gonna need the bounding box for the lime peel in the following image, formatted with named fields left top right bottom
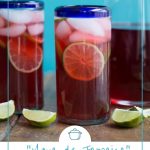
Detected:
left=129, top=106, right=150, bottom=118
left=23, top=109, right=56, bottom=127
left=143, top=109, right=150, bottom=118
left=112, top=108, right=143, bottom=128
left=0, top=100, right=15, bottom=120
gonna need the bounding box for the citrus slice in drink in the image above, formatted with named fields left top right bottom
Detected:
left=0, top=100, right=15, bottom=120
left=56, top=40, right=63, bottom=61
left=112, top=108, right=143, bottom=128
left=8, top=36, right=43, bottom=73
left=99, top=42, right=111, bottom=64
left=22, top=109, right=56, bottom=127
left=23, top=33, right=43, bottom=44
left=30, top=35, right=43, bottom=44
left=63, top=42, right=104, bottom=81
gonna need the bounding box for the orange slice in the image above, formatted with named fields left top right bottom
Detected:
left=8, top=36, right=43, bottom=73
left=63, top=42, right=104, bottom=81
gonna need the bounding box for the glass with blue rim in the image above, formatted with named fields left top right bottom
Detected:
left=55, top=5, right=111, bottom=125
left=0, top=0, right=44, bottom=113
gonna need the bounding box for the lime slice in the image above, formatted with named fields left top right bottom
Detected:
left=129, top=106, right=150, bottom=118
left=112, top=108, right=143, bottom=128
left=9, top=37, right=43, bottom=73
left=63, top=42, right=104, bottom=81
left=143, top=109, right=150, bottom=118
left=22, top=109, right=56, bottom=127
left=129, top=106, right=142, bottom=112
left=0, top=100, right=15, bottom=120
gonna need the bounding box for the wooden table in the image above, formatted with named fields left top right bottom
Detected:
left=0, top=74, right=150, bottom=141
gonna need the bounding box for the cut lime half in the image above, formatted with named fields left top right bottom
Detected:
left=22, top=109, right=56, bottom=127
left=0, top=100, right=15, bottom=120
left=112, top=108, right=143, bottom=128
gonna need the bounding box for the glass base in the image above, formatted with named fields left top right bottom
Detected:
left=58, top=115, right=109, bottom=126
left=111, top=98, right=150, bottom=107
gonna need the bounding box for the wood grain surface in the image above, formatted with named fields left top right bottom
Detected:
left=0, top=73, right=150, bottom=141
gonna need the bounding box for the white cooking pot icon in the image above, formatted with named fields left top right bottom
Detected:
left=68, top=128, right=82, bottom=140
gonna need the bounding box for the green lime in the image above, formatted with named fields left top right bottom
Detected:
left=112, top=108, right=143, bottom=128
left=0, top=100, right=15, bottom=120
left=143, top=109, right=150, bottom=118
left=22, top=109, right=56, bottom=127
left=129, top=106, right=142, bottom=112
left=129, top=106, right=150, bottom=118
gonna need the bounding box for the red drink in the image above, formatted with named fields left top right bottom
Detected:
left=55, top=6, right=111, bottom=125
left=0, top=1, right=44, bottom=113
left=0, top=37, right=7, bottom=101
left=110, top=28, right=150, bottom=106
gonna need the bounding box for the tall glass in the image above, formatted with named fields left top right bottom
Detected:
left=110, top=0, right=150, bottom=106
left=55, top=5, right=111, bottom=125
left=0, top=0, right=44, bottom=113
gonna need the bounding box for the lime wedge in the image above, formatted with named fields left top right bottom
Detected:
left=129, top=106, right=142, bottom=112
left=143, top=109, right=150, bottom=118
left=22, top=109, right=56, bottom=127
left=0, top=100, right=15, bottom=120
left=112, top=108, right=143, bottom=128
left=129, top=106, right=150, bottom=118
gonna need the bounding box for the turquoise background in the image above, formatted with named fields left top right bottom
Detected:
left=43, top=0, right=148, bottom=73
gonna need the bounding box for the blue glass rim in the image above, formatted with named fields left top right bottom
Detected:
left=0, top=0, right=43, bottom=9
left=55, top=5, right=110, bottom=18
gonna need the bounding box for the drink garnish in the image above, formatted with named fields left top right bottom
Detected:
left=63, top=42, right=104, bottom=81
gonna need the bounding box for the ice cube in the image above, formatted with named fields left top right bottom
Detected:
left=96, top=17, right=111, bottom=40
left=0, top=9, right=32, bottom=24
left=67, top=18, right=105, bottom=37
left=0, top=24, right=26, bottom=37
left=105, top=30, right=111, bottom=41
left=27, top=23, right=43, bottom=36
left=31, top=10, right=44, bottom=23
left=69, top=31, right=107, bottom=44
left=56, top=20, right=72, bottom=40
left=97, top=17, right=111, bottom=31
